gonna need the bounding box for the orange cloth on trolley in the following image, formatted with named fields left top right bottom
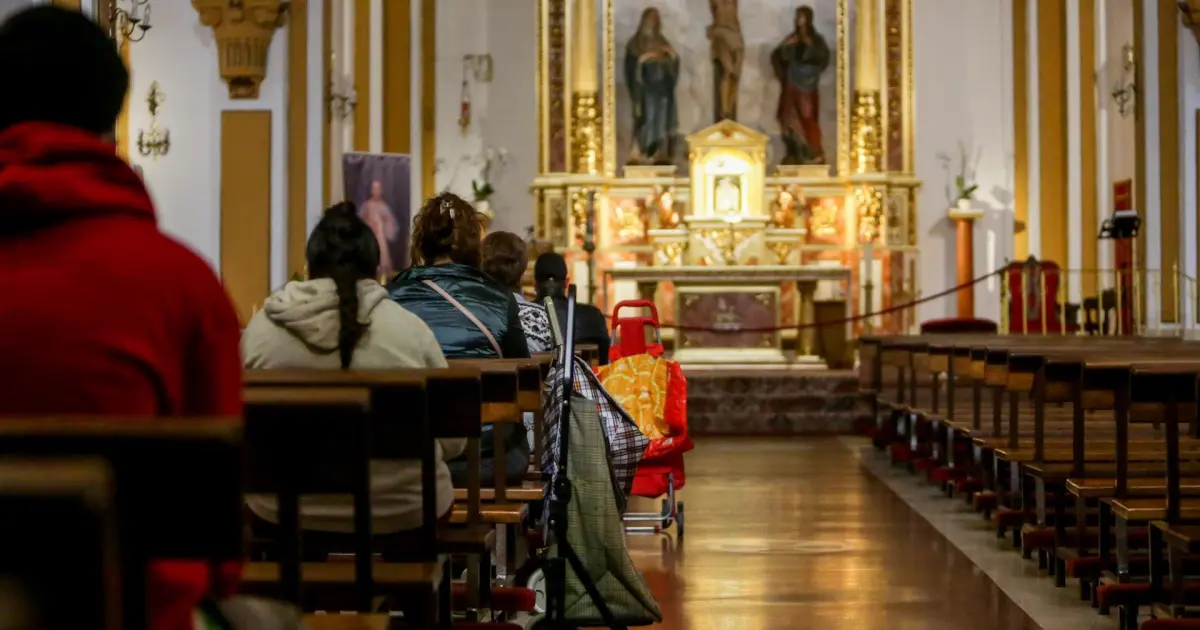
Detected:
left=597, top=354, right=672, bottom=440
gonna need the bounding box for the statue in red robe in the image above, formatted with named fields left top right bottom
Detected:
left=770, top=6, right=831, bottom=165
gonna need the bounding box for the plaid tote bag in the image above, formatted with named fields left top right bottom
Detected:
left=542, top=353, right=649, bottom=513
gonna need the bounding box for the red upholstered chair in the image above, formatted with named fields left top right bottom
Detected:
left=919, top=318, right=998, bottom=335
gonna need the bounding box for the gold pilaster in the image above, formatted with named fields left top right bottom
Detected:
left=852, top=91, right=882, bottom=175
left=570, top=0, right=601, bottom=175
left=571, top=92, right=602, bottom=175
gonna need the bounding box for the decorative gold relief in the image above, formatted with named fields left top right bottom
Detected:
left=682, top=294, right=699, bottom=309
left=855, top=185, right=885, bottom=242
left=809, top=198, right=840, bottom=241
left=571, top=92, right=602, bottom=174
left=754, top=293, right=773, bottom=308
left=851, top=90, right=882, bottom=174
left=758, top=333, right=775, bottom=348
left=654, top=241, right=685, bottom=266
left=612, top=199, right=647, bottom=245
left=766, top=241, right=794, bottom=265
left=192, top=0, right=289, bottom=99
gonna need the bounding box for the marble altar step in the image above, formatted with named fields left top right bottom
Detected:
left=685, top=368, right=870, bottom=436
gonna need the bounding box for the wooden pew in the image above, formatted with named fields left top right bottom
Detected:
left=0, top=458, right=120, bottom=630
left=241, top=368, right=487, bottom=623
left=0, top=418, right=243, bottom=630
left=866, top=335, right=1200, bottom=618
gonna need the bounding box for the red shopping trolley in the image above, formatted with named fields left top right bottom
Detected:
left=604, top=299, right=692, bottom=537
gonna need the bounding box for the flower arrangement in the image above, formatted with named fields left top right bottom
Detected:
left=937, top=141, right=982, bottom=206
left=471, top=146, right=509, bottom=204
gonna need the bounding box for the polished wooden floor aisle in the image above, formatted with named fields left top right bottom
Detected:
left=626, top=437, right=1040, bottom=630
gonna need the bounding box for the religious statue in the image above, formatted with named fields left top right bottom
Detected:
left=772, top=185, right=803, bottom=229
left=707, top=0, right=743, bottom=122
left=625, top=8, right=679, bottom=165
left=648, top=185, right=679, bottom=229
left=771, top=6, right=831, bottom=165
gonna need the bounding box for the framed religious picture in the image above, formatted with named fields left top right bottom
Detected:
left=342, top=152, right=412, bottom=278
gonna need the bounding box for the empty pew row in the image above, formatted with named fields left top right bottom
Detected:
left=861, top=334, right=1200, bottom=629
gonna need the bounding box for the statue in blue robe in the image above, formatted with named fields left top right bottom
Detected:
left=624, top=8, right=679, bottom=165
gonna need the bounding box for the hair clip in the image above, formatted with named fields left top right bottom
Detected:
left=439, top=197, right=456, bottom=219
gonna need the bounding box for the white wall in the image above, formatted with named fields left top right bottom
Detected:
left=913, top=0, right=1015, bottom=323
left=126, top=1, right=289, bottom=288
left=434, top=0, right=538, bottom=236
left=483, top=0, right=538, bottom=235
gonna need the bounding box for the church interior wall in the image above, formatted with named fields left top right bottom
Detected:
left=481, top=0, right=539, bottom=236
left=912, top=0, right=1015, bottom=324
left=433, top=0, right=538, bottom=237
left=122, top=0, right=289, bottom=321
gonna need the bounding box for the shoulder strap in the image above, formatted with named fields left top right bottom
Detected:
left=422, top=279, right=503, bottom=357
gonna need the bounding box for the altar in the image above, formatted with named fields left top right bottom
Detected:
left=604, top=265, right=850, bottom=365
left=527, top=0, right=924, bottom=345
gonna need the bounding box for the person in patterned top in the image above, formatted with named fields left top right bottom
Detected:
left=481, top=231, right=552, bottom=353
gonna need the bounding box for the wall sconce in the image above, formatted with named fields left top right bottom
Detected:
left=328, top=71, right=357, bottom=120
left=136, top=81, right=170, bottom=159
left=1110, top=43, right=1137, bottom=118
left=107, top=0, right=151, bottom=44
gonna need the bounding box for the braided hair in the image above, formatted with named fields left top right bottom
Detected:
left=305, top=202, right=381, bottom=368
left=410, top=192, right=483, bottom=267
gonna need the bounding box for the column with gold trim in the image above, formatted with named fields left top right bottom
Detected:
left=570, top=0, right=601, bottom=176
left=851, top=0, right=884, bottom=331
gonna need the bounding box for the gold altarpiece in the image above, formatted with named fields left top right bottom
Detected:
left=531, top=0, right=922, bottom=351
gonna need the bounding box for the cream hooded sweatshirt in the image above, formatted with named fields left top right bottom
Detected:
left=241, top=278, right=465, bottom=534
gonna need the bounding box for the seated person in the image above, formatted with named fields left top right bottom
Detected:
left=535, top=252, right=611, bottom=364
left=482, top=231, right=552, bottom=353
left=388, top=193, right=531, bottom=486
left=241, top=203, right=463, bottom=541
left=482, top=231, right=552, bottom=452
left=0, top=7, right=242, bottom=630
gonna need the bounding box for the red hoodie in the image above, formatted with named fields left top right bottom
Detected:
left=0, top=122, right=244, bottom=629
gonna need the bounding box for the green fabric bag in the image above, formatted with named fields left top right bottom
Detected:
left=553, top=394, right=662, bottom=625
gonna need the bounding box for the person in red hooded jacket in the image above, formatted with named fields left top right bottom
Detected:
left=0, top=6, right=243, bottom=630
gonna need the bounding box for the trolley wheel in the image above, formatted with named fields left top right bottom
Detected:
left=525, top=567, right=546, bottom=614
left=676, top=501, right=685, bottom=538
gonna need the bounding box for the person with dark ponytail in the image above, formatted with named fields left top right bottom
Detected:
left=535, top=252, right=611, bottom=364
left=388, top=192, right=532, bottom=487
left=241, top=202, right=462, bottom=540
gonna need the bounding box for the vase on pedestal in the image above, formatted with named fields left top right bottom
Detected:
left=475, top=198, right=494, bottom=231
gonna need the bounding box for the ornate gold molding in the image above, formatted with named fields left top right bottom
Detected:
left=192, top=0, right=290, bottom=99
left=1181, top=1, right=1200, bottom=48
left=571, top=91, right=603, bottom=175
left=851, top=90, right=882, bottom=174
